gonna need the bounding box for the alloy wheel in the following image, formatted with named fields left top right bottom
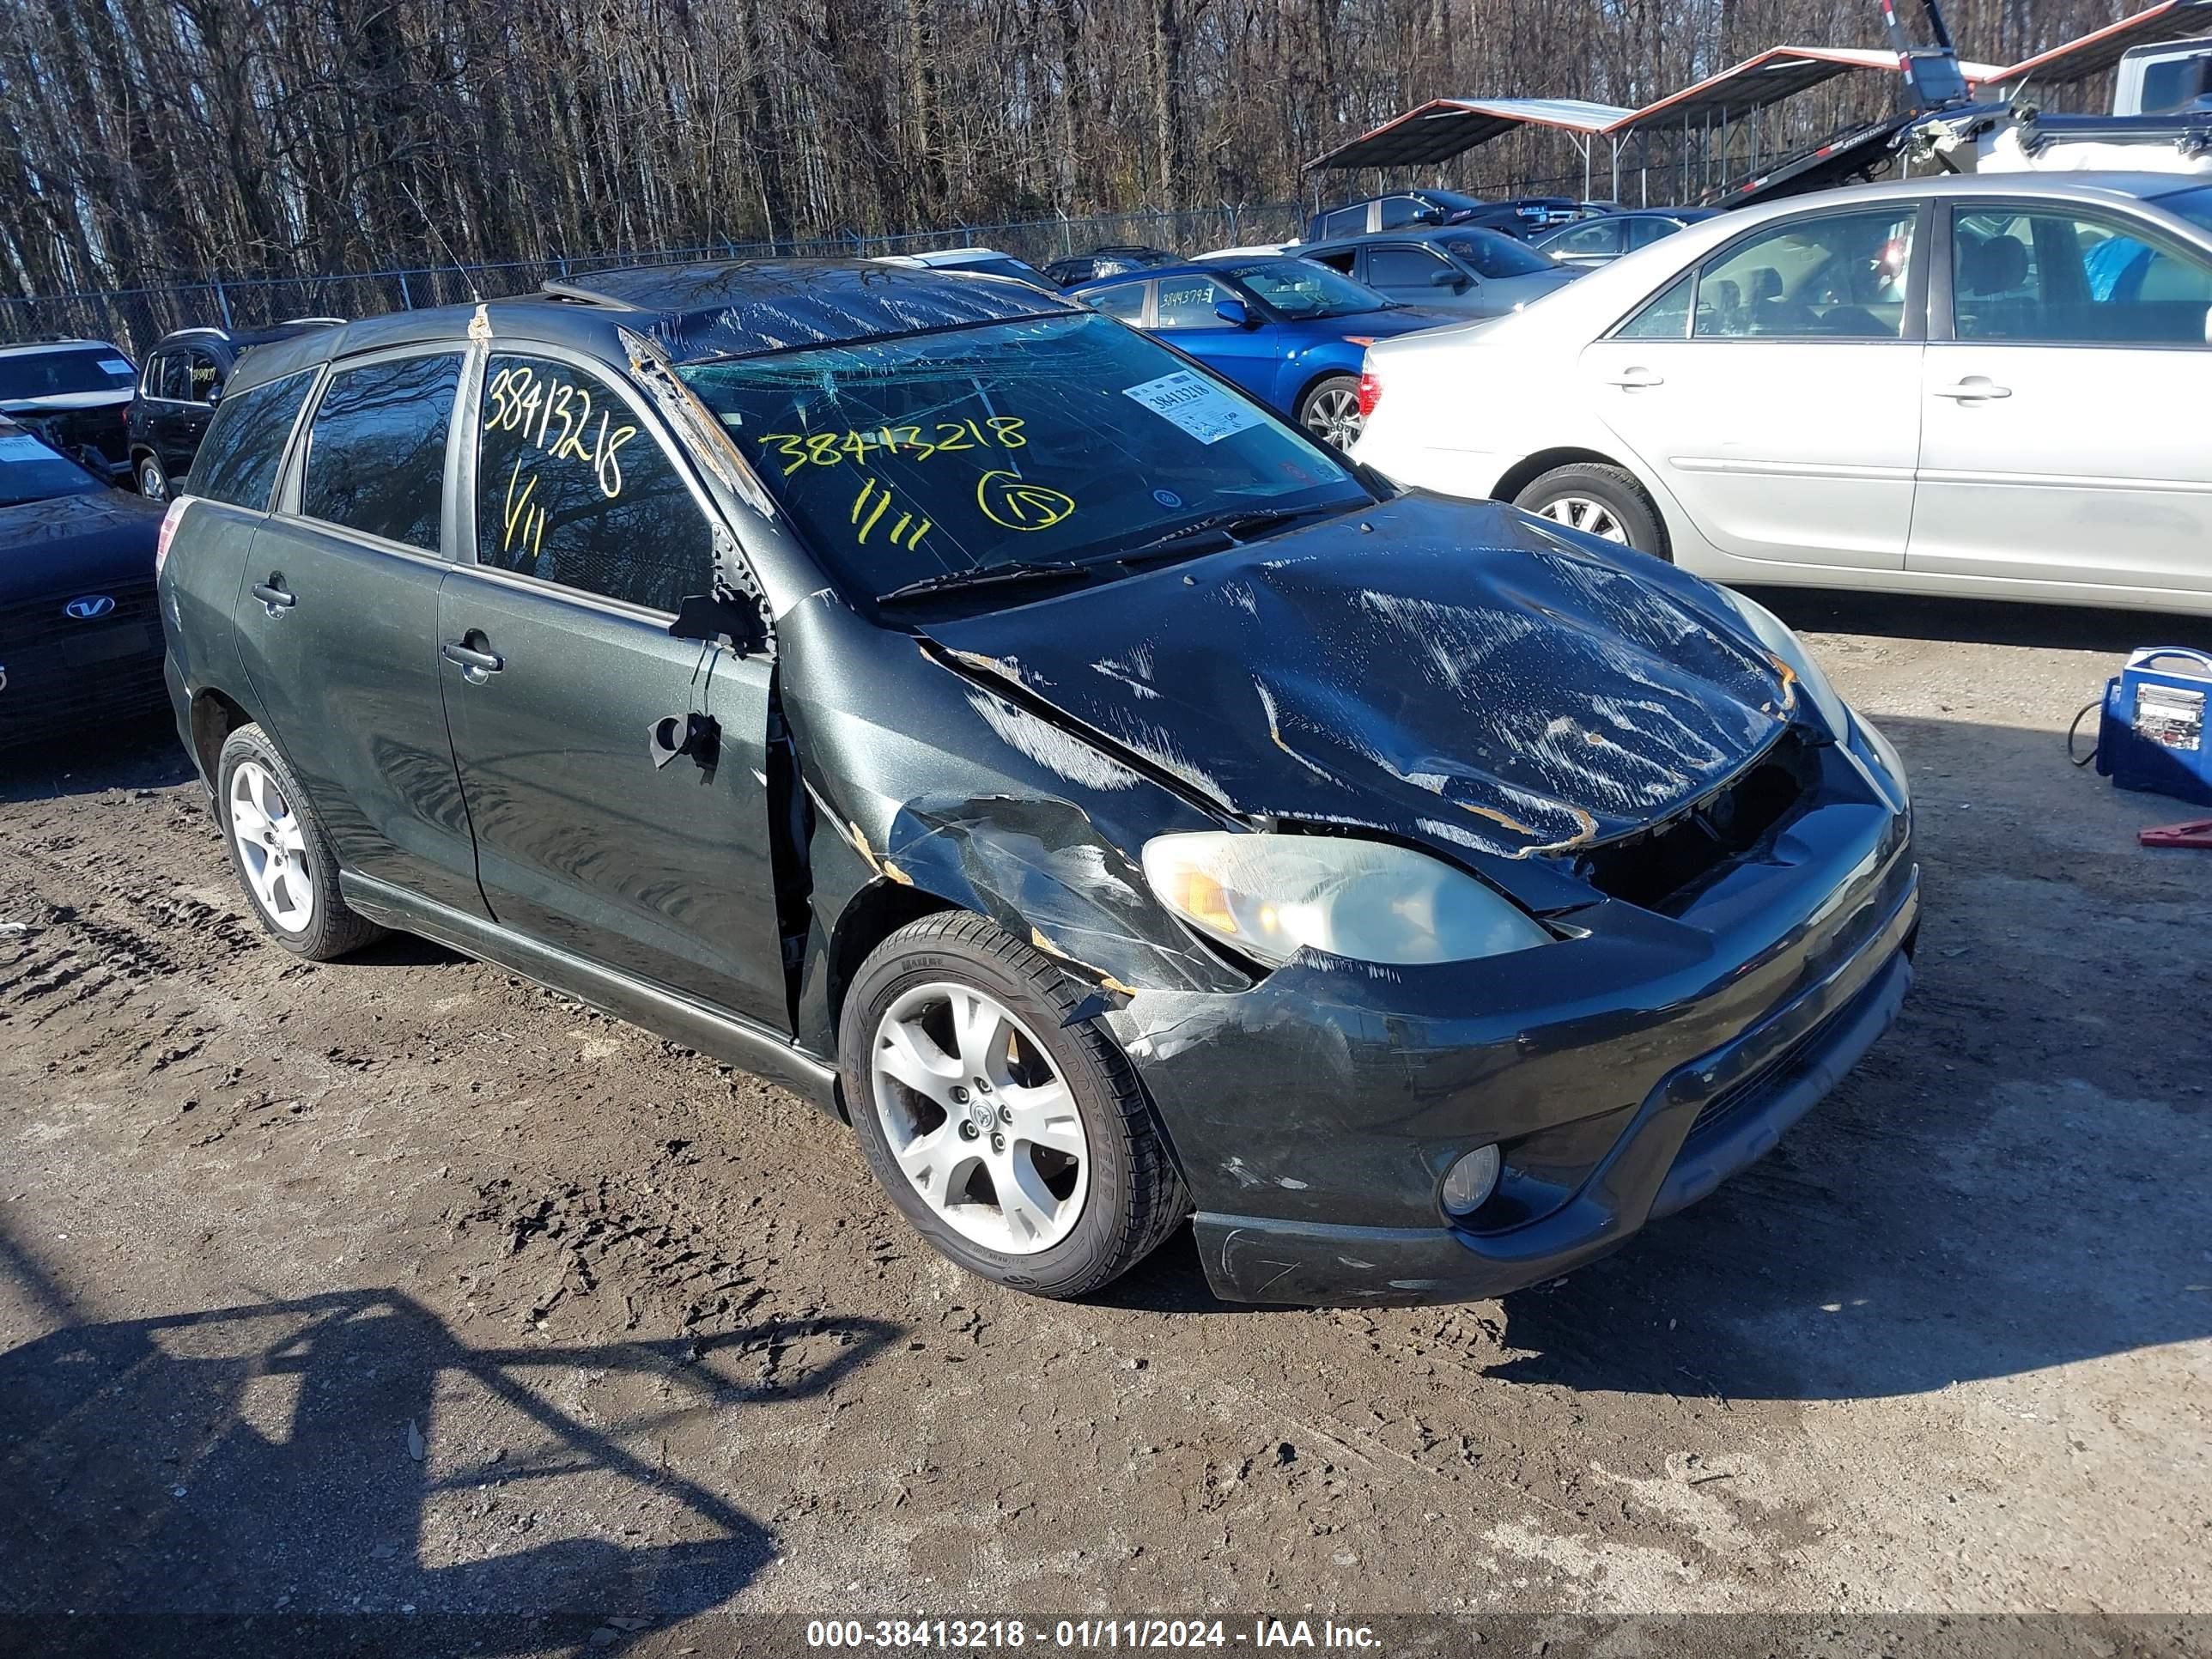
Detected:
left=869, top=982, right=1090, bottom=1255
left=1534, top=495, right=1628, bottom=544
left=138, top=459, right=167, bottom=501
left=1302, top=387, right=1363, bottom=451
left=228, top=760, right=315, bottom=934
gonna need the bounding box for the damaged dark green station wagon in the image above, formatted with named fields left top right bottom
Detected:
left=156, top=262, right=1917, bottom=1304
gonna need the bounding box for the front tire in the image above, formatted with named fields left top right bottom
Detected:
left=1514, top=462, right=1668, bottom=560
left=839, top=913, right=1188, bottom=1299
left=216, top=723, right=381, bottom=960
left=136, top=455, right=168, bottom=501
left=1297, top=373, right=1364, bottom=452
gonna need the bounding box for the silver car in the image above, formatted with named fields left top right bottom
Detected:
left=1353, top=172, right=2212, bottom=616
left=1296, top=227, right=1583, bottom=319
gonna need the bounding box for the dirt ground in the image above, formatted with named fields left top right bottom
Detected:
left=3, top=587, right=2209, bottom=1655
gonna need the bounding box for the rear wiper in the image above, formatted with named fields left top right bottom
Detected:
left=876, top=560, right=1091, bottom=604
left=1118, top=505, right=1336, bottom=562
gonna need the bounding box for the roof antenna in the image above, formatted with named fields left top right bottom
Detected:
left=402, top=182, right=482, bottom=304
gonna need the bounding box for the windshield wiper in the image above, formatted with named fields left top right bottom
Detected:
left=1117, top=505, right=1339, bottom=563
left=876, top=560, right=1091, bottom=605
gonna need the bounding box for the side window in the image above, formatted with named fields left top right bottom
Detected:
left=1952, top=207, right=2212, bottom=344
left=1085, top=282, right=1148, bottom=322
left=1551, top=221, right=1623, bottom=257
left=1615, top=271, right=1694, bottom=340
left=1320, top=206, right=1367, bottom=239
left=1367, top=246, right=1454, bottom=289
left=188, top=349, right=222, bottom=404
left=156, top=352, right=188, bottom=401
left=298, top=352, right=463, bottom=550
left=1307, top=249, right=1358, bottom=276
left=142, top=352, right=170, bottom=398
left=1626, top=217, right=1679, bottom=252
left=475, top=354, right=714, bottom=614
left=1378, top=195, right=1425, bottom=229
left=1155, top=275, right=1234, bottom=329
left=1692, top=209, right=1917, bottom=339
left=188, top=369, right=318, bottom=510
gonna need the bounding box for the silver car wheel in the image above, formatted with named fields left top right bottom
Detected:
left=870, top=981, right=1090, bottom=1255
left=1535, top=495, right=1628, bottom=544
left=1302, top=386, right=1363, bottom=451
left=228, top=759, right=315, bottom=934
left=137, top=458, right=167, bottom=501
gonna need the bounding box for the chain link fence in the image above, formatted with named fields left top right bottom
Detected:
left=0, top=202, right=1316, bottom=357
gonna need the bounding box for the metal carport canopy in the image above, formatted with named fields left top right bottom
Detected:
left=1306, top=98, right=1631, bottom=173
left=1973, top=0, right=2212, bottom=92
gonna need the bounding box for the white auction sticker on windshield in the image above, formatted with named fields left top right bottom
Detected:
left=1121, top=371, right=1267, bottom=445
left=0, top=434, right=53, bottom=462
left=99, top=358, right=133, bottom=375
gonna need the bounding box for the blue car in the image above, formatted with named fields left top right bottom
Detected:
left=1068, top=257, right=1453, bottom=449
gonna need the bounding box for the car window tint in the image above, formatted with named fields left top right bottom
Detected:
left=1085, top=283, right=1148, bottom=322
left=157, top=353, right=188, bottom=401
left=1155, top=275, right=1234, bottom=329
left=1308, top=249, right=1358, bottom=276
left=1367, top=246, right=1453, bottom=289
left=1951, top=208, right=2212, bottom=344
left=1321, top=207, right=1366, bottom=239
left=1693, top=210, right=1916, bottom=339
left=1378, top=196, right=1425, bottom=228
left=1616, top=272, right=1694, bottom=339
left=298, top=352, right=462, bottom=550
left=188, top=369, right=318, bottom=511
left=188, top=350, right=222, bottom=404
left=1626, top=217, right=1680, bottom=251
left=475, top=354, right=714, bottom=614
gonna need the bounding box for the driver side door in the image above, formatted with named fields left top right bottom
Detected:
left=1579, top=204, right=1928, bottom=572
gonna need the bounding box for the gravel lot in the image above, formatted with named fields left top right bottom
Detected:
left=3, top=588, right=2209, bottom=1654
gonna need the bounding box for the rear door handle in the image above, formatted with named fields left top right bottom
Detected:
left=441, top=639, right=504, bottom=681
left=250, top=577, right=295, bottom=614
left=1933, top=380, right=2012, bottom=400
left=1606, top=369, right=1664, bottom=389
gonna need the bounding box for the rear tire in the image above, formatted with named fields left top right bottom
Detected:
left=1297, top=373, right=1364, bottom=451
left=839, top=913, right=1188, bottom=1299
left=1514, top=462, right=1669, bottom=560
left=216, top=723, right=382, bottom=961
left=136, top=455, right=168, bottom=502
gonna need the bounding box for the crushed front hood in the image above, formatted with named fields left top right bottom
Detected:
left=925, top=495, right=1796, bottom=861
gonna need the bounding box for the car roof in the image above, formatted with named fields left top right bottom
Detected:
left=1068, top=259, right=1257, bottom=291
left=1730, top=168, right=2211, bottom=216
left=155, top=319, right=340, bottom=352
left=0, top=337, right=125, bottom=358
left=1297, top=225, right=1518, bottom=254
left=219, top=259, right=1078, bottom=397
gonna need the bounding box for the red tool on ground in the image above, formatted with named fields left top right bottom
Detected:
left=2140, top=818, right=2212, bottom=849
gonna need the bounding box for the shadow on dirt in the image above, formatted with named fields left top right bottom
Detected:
left=0, top=1224, right=898, bottom=1654
left=0, top=717, right=192, bottom=804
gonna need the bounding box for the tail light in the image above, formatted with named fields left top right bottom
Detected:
left=1356, top=365, right=1382, bottom=420
left=155, top=497, right=189, bottom=575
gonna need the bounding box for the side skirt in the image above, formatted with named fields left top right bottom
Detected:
left=339, top=872, right=843, bottom=1115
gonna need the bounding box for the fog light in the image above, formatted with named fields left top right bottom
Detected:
left=1440, top=1145, right=1502, bottom=1218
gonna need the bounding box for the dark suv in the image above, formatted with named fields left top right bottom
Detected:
left=157, top=261, right=1915, bottom=1307
left=128, top=320, right=340, bottom=501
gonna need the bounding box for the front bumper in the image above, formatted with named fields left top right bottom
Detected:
left=1116, top=726, right=1916, bottom=1306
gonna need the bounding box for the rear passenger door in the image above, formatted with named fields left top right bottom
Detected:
left=440, top=347, right=789, bottom=1029
left=234, top=346, right=489, bottom=917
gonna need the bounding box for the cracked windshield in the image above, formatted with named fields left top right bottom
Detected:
left=679, top=312, right=1364, bottom=602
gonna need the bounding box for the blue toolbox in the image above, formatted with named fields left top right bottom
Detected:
left=2096, top=647, right=2212, bottom=807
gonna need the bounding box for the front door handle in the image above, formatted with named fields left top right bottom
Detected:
left=1606, top=368, right=1664, bottom=389
left=251, top=577, right=295, bottom=615
left=441, top=639, right=504, bottom=683
left=1933, top=379, right=2012, bottom=401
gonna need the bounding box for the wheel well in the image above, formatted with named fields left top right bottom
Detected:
left=823, top=881, right=959, bottom=1058
left=1491, top=447, right=1626, bottom=506
left=1292, top=363, right=1360, bottom=416
left=188, top=689, right=253, bottom=787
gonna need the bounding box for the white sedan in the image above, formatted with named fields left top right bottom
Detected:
left=1352, top=170, right=2212, bottom=616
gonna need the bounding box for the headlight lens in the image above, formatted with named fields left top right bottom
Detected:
left=1719, top=588, right=1850, bottom=737
left=1141, top=831, right=1551, bottom=968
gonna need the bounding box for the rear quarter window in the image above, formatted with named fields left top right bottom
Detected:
left=186, top=369, right=319, bottom=511
left=298, top=353, right=465, bottom=550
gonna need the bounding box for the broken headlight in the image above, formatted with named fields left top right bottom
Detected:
left=1141, top=831, right=1551, bottom=969
left=1720, top=589, right=1850, bottom=738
